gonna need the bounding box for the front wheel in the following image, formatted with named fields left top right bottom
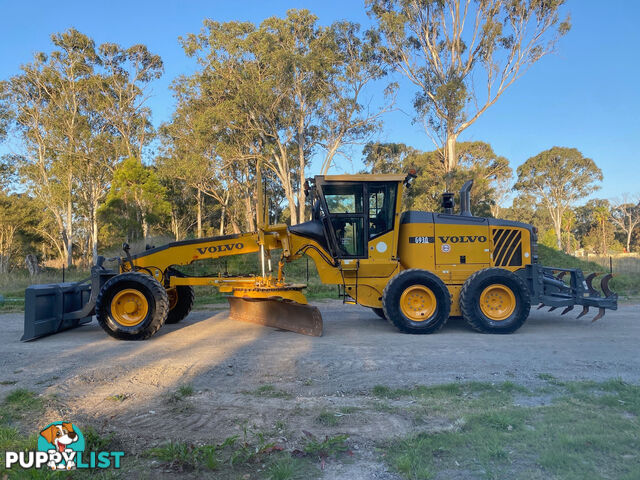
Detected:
left=382, top=269, right=451, bottom=334
left=460, top=268, right=531, bottom=334
left=96, top=272, right=169, bottom=340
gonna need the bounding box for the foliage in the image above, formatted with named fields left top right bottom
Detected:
left=367, top=0, right=570, bottom=177
left=103, top=157, right=170, bottom=240
left=514, top=147, right=602, bottom=251
left=0, top=28, right=162, bottom=266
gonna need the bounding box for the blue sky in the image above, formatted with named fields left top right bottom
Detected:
left=1, top=0, right=638, bottom=203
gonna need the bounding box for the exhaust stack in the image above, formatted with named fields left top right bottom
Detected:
left=460, top=180, right=473, bottom=217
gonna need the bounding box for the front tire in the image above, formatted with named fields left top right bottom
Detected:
left=370, top=307, right=386, bottom=320
left=460, top=268, right=531, bottom=334
left=96, top=272, right=169, bottom=340
left=382, top=269, right=451, bottom=334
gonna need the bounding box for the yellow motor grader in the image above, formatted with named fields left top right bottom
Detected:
left=22, top=172, right=617, bottom=341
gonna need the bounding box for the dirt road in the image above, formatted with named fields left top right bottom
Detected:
left=1, top=302, right=638, bottom=478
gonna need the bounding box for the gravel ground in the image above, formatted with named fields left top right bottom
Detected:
left=1, top=300, right=638, bottom=478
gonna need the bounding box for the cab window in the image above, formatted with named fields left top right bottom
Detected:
left=323, top=184, right=363, bottom=214
left=368, top=183, right=397, bottom=239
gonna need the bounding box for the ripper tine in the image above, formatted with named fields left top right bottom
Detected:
left=585, top=273, right=600, bottom=296
left=561, top=305, right=574, bottom=315
left=600, top=274, right=614, bottom=297
left=592, top=307, right=606, bottom=323
left=548, top=306, right=558, bottom=312
left=577, top=306, right=590, bottom=319
left=537, top=303, right=546, bottom=310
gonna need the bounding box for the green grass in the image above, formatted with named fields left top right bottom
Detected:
left=245, top=384, right=293, bottom=399
left=381, top=379, right=640, bottom=480
left=303, top=434, right=350, bottom=459
left=315, top=411, right=340, bottom=427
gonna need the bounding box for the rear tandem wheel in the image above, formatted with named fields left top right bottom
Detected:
left=460, top=268, right=531, bottom=334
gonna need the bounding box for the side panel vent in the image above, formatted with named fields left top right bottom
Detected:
left=492, top=228, right=522, bottom=267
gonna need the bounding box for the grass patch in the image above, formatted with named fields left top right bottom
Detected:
left=303, top=434, right=349, bottom=459
left=315, top=411, right=340, bottom=427
left=105, top=393, right=128, bottom=402
left=382, top=379, right=640, bottom=480
left=0, top=389, right=44, bottom=424
left=245, top=384, right=292, bottom=399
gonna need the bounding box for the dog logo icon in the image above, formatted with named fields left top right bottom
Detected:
left=37, top=422, right=85, bottom=470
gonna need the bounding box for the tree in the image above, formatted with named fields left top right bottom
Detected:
left=180, top=10, right=393, bottom=225
left=105, top=157, right=170, bottom=240
left=367, top=0, right=570, bottom=179
left=405, top=141, right=512, bottom=216
left=514, top=147, right=602, bottom=250
left=363, top=142, right=414, bottom=173
left=0, top=193, right=40, bottom=273
left=610, top=195, right=640, bottom=253
left=95, top=43, right=163, bottom=159
left=1, top=29, right=100, bottom=267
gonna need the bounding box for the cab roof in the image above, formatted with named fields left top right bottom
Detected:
left=317, top=174, right=406, bottom=182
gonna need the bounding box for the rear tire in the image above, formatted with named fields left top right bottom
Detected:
left=166, top=286, right=195, bottom=324
left=382, top=269, right=451, bottom=334
left=460, top=268, right=531, bottom=334
left=370, top=307, right=386, bottom=320
left=96, top=272, right=169, bottom=340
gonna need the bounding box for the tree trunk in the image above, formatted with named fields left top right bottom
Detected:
left=142, top=215, right=149, bottom=240
left=553, top=216, right=562, bottom=251
left=171, top=210, right=180, bottom=241
left=297, top=128, right=306, bottom=224
left=66, top=198, right=73, bottom=268
left=445, top=134, right=458, bottom=174
left=219, top=203, right=226, bottom=235
left=627, top=230, right=632, bottom=253
left=244, top=195, right=255, bottom=232
left=91, top=202, right=99, bottom=264
left=196, top=189, right=203, bottom=239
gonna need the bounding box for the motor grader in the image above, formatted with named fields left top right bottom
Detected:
left=22, top=172, right=617, bottom=341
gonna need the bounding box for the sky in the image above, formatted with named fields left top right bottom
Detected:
left=1, top=0, right=638, bottom=204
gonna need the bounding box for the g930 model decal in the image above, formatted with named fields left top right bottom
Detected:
left=409, top=236, right=435, bottom=244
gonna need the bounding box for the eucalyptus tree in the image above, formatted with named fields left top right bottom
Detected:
left=367, top=0, right=570, bottom=179
left=1, top=29, right=100, bottom=267
left=610, top=195, right=640, bottom=253
left=180, top=10, right=393, bottom=225
left=514, top=147, right=602, bottom=250
left=96, top=43, right=163, bottom=159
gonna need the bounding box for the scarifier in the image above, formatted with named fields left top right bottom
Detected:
left=22, top=170, right=617, bottom=341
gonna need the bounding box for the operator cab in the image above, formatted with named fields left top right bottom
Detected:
left=293, top=174, right=409, bottom=260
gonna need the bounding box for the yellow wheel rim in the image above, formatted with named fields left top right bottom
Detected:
left=167, top=288, right=178, bottom=310
left=400, top=285, right=437, bottom=321
left=479, top=284, right=516, bottom=321
left=110, top=289, right=149, bottom=327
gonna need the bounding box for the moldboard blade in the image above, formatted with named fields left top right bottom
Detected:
left=227, top=297, right=323, bottom=337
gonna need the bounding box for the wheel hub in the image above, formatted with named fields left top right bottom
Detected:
left=399, top=285, right=436, bottom=321
left=479, top=284, right=516, bottom=321
left=111, top=289, right=149, bottom=327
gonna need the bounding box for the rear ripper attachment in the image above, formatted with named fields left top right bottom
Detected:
left=525, top=265, right=618, bottom=322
